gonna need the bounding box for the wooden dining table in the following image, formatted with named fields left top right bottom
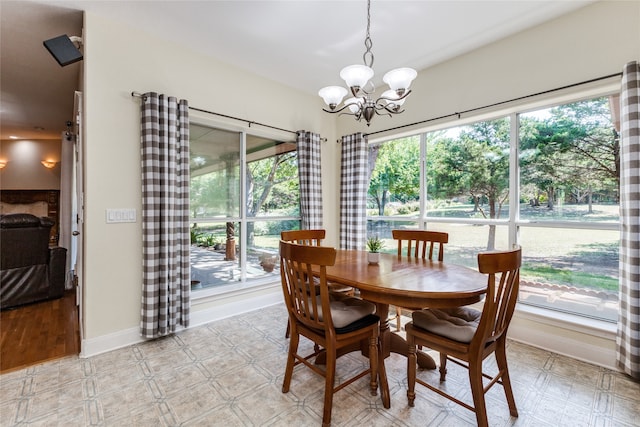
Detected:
left=318, top=249, right=488, bottom=407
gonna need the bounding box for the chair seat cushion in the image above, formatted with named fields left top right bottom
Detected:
left=327, top=282, right=354, bottom=294
left=312, top=277, right=353, bottom=295
left=311, top=295, right=377, bottom=328
left=412, top=307, right=481, bottom=343
left=335, top=314, right=379, bottom=334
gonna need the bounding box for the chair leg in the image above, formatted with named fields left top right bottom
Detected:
left=368, top=335, right=379, bottom=396
left=322, top=346, right=337, bottom=427
left=282, top=330, right=299, bottom=393
left=496, top=341, right=518, bottom=417
left=439, top=353, right=448, bottom=382
left=468, top=360, right=489, bottom=427
left=396, top=306, right=402, bottom=331
left=407, top=335, right=417, bottom=407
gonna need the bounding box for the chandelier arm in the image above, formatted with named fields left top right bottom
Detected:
left=322, top=101, right=364, bottom=115
left=322, top=105, right=355, bottom=114
left=339, top=111, right=361, bottom=120
left=371, top=99, right=405, bottom=115
left=377, top=104, right=405, bottom=115
left=373, top=108, right=393, bottom=119
left=376, top=89, right=412, bottom=103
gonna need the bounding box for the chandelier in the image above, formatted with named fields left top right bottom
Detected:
left=318, top=0, right=417, bottom=126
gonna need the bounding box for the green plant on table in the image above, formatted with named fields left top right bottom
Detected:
left=366, top=236, right=384, bottom=253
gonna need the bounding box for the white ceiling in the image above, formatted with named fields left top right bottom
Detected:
left=0, top=0, right=593, bottom=140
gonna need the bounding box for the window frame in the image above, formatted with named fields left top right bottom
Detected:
left=188, top=117, right=300, bottom=297
left=367, top=87, right=621, bottom=323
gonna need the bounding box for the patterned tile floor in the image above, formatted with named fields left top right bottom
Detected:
left=1, top=304, right=639, bottom=426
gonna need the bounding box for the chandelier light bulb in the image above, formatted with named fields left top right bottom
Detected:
left=318, top=86, right=348, bottom=110
left=340, top=65, right=374, bottom=93
left=383, top=67, right=417, bottom=94
left=345, top=97, right=364, bottom=114
left=381, top=90, right=406, bottom=109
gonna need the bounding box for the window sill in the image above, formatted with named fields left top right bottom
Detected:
left=514, top=303, right=617, bottom=339
left=508, top=303, right=618, bottom=369
left=191, top=276, right=280, bottom=303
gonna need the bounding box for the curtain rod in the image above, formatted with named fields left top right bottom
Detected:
left=364, top=71, right=623, bottom=137
left=131, top=92, right=299, bottom=136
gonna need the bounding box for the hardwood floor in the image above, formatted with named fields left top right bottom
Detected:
left=0, top=290, right=79, bottom=373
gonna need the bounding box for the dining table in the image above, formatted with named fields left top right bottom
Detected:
left=318, top=249, right=488, bottom=407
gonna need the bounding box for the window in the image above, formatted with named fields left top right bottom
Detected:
left=189, top=124, right=300, bottom=292
left=367, top=95, right=619, bottom=322
left=368, top=135, right=421, bottom=220
left=518, top=97, right=619, bottom=321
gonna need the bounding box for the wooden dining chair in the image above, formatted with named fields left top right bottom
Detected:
left=280, top=229, right=354, bottom=294
left=406, top=247, right=522, bottom=427
left=390, top=229, right=449, bottom=330
left=279, top=240, right=386, bottom=427
left=281, top=229, right=355, bottom=338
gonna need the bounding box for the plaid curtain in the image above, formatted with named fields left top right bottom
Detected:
left=140, top=92, right=190, bottom=338
left=340, top=133, right=368, bottom=250
left=618, top=61, right=640, bottom=379
left=296, top=131, right=323, bottom=230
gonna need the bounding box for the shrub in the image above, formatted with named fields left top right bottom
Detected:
left=190, top=227, right=203, bottom=244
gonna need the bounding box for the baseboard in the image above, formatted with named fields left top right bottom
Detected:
left=80, top=325, right=143, bottom=358
left=80, top=287, right=282, bottom=358
left=81, top=291, right=619, bottom=372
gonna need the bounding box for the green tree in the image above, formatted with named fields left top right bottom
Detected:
left=368, top=136, right=420, bottom=215
left=427, top=118, right=510, bottom=249
left=426, top=132, right=467, bottom=199
left=190, top=147, right=298, bottom=250
left=246, top=151, right=298, bottom=244
left=190, top=165, right=239, bottom=218
left=519, top=97, right=618, bottom=211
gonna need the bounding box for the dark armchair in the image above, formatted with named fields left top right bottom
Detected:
left=1, top=213, right=67, bottom=310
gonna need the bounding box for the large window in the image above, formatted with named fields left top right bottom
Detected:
left=517, top=98, right=619, bottom=321
left=367, top=95, right=619, bottom=322
left=189, top=124, right=300, bottom=292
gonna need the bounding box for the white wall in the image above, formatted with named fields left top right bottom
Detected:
left=81, top=11, right=338, bottom=352
left=81, top=0, right=639, bottom=367
left=0, top=139, right=61, bottom=189
left=338, top=0, right=640, bottom=138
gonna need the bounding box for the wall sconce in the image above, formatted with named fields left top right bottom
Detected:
left=0, top=160, right=6, bottom=169
left=41, top=160, right=57, bottom=169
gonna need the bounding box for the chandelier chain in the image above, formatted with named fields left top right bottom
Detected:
left=362, top=0, right=374, bottom=68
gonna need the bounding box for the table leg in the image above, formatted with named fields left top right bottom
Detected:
left=376, top=303, right=436, bottom=370
left=314, top=303, right=436, bottom=370
left=389, top=331, right=436, bottom=369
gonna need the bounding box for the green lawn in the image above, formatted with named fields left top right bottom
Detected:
left=252, top=203, right=619, bottom=294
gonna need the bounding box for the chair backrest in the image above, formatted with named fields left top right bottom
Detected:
left=392, top=229, right=449, bottom=261
left=281, top=229, right=326, bottom=246
left=1, top=213, right=53, bottom=268
left=473, top=247, right=522, bottom=348
left=279, top=240, right=337, bottom=332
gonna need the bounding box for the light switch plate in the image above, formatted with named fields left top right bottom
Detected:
left=106, top=208, right=136, bottom=223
